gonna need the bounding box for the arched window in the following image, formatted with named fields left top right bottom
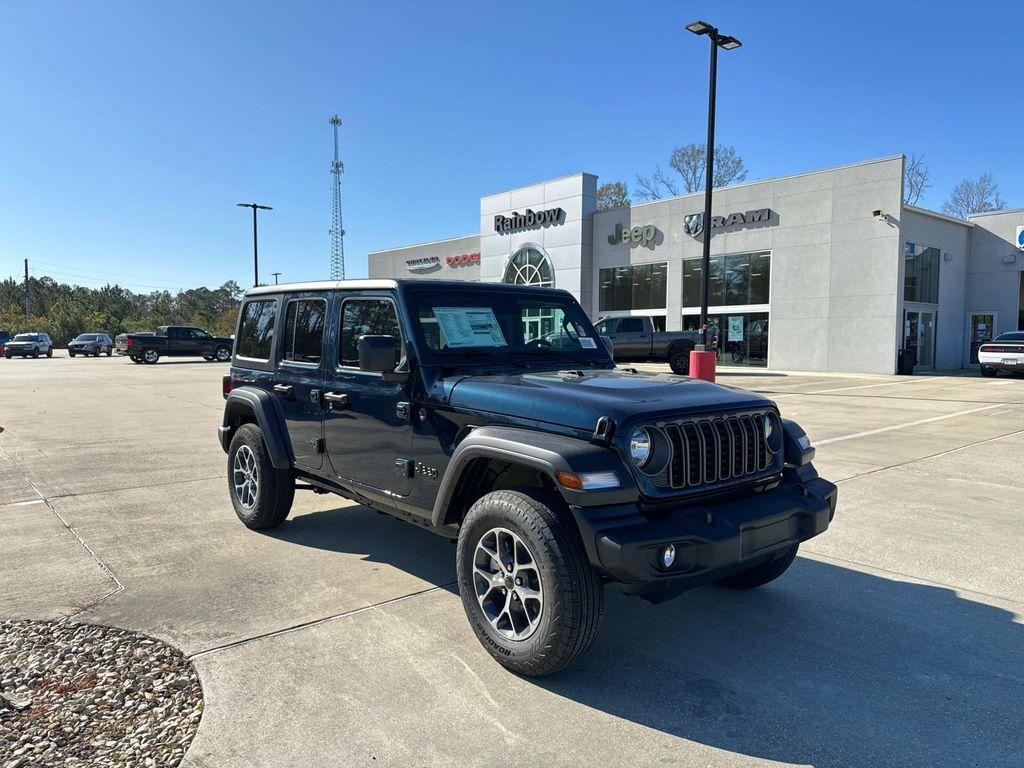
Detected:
left=503, top=248, right=554, bottom=288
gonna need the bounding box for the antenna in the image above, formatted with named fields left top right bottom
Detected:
left=329, top=115, right=346, bottom=280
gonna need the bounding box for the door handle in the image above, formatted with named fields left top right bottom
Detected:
left=324, top=391, right=349, bottom=410
left=273, top=384, right=294, bottom=396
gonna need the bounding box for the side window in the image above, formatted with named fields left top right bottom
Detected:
left=237, top=300, right=278, bottom=360
left=340, top=298, right=400, bottom=367
left=619, top=318, right=643, bottom=333
left=597, top=318, right=616, bottom=334
left=282, top=299, right=326, bottom=365
left=193, top=329, right=210, bottom=340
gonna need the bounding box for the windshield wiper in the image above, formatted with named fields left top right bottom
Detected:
left=437, top=348, right=528, bottom=369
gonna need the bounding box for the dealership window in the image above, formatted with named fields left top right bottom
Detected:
left=236, top=299, right=278, bottom=360
left=903, top=243, right=939, bottom=303
left=504, top=248, right=553, bottom=287
left=281, top=298, right=326, bottom=365
left=683, top=312, right=769, bottom=367
left=599, top=262, right=668, bottom=311
left=682, top=252, right=770, bottom=308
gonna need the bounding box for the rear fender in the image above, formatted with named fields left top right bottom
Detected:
left=220, top=386, right=292, bottom=468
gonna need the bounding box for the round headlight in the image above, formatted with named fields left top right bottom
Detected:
left=629, top=427, right=652, bottom=467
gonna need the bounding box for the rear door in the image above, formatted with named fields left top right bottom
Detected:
left=273, top=293, right=329, bottom=471
left=323, top=293, right=412, bottom=495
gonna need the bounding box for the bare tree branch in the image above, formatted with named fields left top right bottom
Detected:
left=596, top=181, right=630, bottom=211
left=903, top=153, right=931, bottom=205
left=941, top=173, right=1006, bottom=219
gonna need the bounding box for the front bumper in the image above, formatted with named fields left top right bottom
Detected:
left=571, top=472, right=837, bottom=601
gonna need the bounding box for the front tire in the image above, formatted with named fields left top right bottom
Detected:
left=227, top=423, right=294, bottom=530
left=668, top=347, right=691, bottom=375
left=980, top=365, right=998, bottom=378
left=69, top=350, right=76, bottom=358
left=715, top=544, right=799, bottom=589
left=32, top=348, right=39, bottom=358
left=456, top=488, right=603, bottom=677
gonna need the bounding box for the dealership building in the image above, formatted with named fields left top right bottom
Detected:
left=368, top=155, right=1024, bottom=374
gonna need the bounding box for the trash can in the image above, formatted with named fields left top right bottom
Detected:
left=896, top=349, right=914, bottom=375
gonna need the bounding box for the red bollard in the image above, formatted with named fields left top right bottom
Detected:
left=689, top=350, right=717, bottom=383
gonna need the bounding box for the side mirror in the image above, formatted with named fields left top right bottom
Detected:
left=600, top=335, right=614, bottom=359
left=358, top=335, right=399, bottom=373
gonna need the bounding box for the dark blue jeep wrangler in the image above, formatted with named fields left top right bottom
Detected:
left=219, top=280, right=836, bottom=676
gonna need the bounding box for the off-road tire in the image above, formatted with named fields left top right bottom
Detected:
left=668, top=347, right=691, bottom=375
left=980, top=365, right=997, bottom=378
left=227, top=423, right=294, bottom=530
left=142, top=348, right=159, bottom=364
left=456, top=488, right=603, bottom=677
left=214, top=345, right=231, bottom=362
left=715, top=544, right=799, bottom=589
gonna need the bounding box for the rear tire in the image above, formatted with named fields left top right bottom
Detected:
left=715, top=544, right=799, bottom=589
left=215, top=345, right=231, bottom=362
left=106, top=349, right=113, bottom=356
left=980, top=365, right=998, bottom=378
left=668, top=347, right=691, bottom=375
left=227, top=423, right=294, bottom=530
left=142, top=348, right=159, bottom=364
left=456, top=488, right=603, bottom=677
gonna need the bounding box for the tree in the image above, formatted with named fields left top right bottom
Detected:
left=635, top=143, right=747, bottom=201
left=596, top=181, right=631, bottom=211
left=903, top=153, right=930, bottom=206
left=942, top=173, right=1006, bottom=219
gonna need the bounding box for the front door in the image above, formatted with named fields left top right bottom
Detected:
left=273, top=294, right=329, bottom=471
left=613, top=317, right=650, bottom=357
left=904, top=310, right=936, bottom=371
left=967, top=312, right=996, bottom=366
left=323, top=294, right=412, bottom=495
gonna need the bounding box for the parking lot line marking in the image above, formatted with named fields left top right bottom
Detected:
left=0, top=498, right=46, bottom=509
left=808, top=378, right=941, bottom=395
left=814, top=403, right=1005, bottom=446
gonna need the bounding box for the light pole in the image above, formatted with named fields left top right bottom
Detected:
left=685, top=19, right=741, bottom=382
left=271, top=272, right=282, bottom=285
left=236, top=202, right=273, bottom=286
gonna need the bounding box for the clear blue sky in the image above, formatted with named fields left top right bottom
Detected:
left=2, top=0, right=1022, bottom=293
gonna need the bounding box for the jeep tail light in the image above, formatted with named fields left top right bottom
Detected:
left=222, top=374, right=232, bottom=399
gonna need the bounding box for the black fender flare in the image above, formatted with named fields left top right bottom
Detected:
left=220, top=387, right=293, bottom=469
left=430, top=425, right=639, bottom=527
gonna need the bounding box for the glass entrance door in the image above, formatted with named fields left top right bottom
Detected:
left=904, top=310, right=936, bottom=371
left=968, top=313, right=996, bottom=365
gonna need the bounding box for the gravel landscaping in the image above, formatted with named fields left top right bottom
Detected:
left=0, top=620, right=202, bottom=767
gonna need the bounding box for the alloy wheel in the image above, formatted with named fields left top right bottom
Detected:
left=216, top=347, right=230, bottom=362
left=232, top=445, right=259, bottom=509
left=472, top=527, right=544, bottom=641
left=144, top=350, right=158, bottom=363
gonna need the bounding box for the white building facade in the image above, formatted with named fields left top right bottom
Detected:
left=368, top=156, right=1024, bottom=374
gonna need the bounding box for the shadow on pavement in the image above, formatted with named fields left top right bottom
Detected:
left=261, top=505, right=1022, bottom=767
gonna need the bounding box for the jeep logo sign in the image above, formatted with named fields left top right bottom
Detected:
left=494, top=207, right=564, bottom=234
left=684, top=208, right=772, bottom=237
left=608, top=223, right=657, bottom=247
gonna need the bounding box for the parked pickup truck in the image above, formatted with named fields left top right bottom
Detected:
left=594, top=316, right=702, bottom=374
left=218, top=279, right=836, bottom=676
left=125, top=326, right=233, bottom=364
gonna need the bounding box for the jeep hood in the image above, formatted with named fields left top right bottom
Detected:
left=447, top=368, right=771, bottom=431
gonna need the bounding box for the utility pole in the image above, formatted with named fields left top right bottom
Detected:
left=271, top=272, right=281, bottom=285
left=236, top=203, right=273, bottom=286
left=329, top=115, right=346, bottom=280
left=24, top=258, right=30, bottom=318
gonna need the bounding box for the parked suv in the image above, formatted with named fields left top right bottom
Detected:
left=4, top=333, right=53, bottom=358
left=68, top=333, right=113, bottom=357
left=218, top=280, right=837, bottom=676
left=0, top=330, right=12, bottom=356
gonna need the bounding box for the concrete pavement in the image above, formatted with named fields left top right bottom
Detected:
left=2, top=353, right=1022, bottom=767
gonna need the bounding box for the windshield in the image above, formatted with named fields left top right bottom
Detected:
left=407, top=287, right=611, bottom=366
left=13, top=334, right=38, bottom=341
left=75, top=334, right=98, bottom=342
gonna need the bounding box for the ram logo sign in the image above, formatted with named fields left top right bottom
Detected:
left=684, top=207, right=773, bottom=237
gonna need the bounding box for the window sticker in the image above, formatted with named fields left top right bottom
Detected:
left=432, top=307, right=507, bottom=348
left=579, top=337, right=597, bottom=349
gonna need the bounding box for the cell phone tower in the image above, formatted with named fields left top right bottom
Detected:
left=329, top=115, right=346, bottom=280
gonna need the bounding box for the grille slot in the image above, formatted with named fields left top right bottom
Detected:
left=654, top=412, right=776, bottom=491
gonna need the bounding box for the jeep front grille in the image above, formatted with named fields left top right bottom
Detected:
left=655, top=412, right=776, bottom=490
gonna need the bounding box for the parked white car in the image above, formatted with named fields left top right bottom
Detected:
left=978, top=331, right=1024, bottom=377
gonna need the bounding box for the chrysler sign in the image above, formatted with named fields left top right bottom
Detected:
left=494, top=207, right=564, bottom=233
left=406, top=256, right=440, bottom=272
left=684, top=208, right=772, bottom=237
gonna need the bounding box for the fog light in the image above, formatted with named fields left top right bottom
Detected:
left=661, top=544, right=676, bottom=569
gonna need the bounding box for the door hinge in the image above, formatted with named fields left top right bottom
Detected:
left=394, top=457, right=414, bottom=478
